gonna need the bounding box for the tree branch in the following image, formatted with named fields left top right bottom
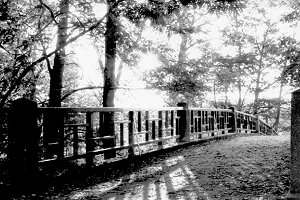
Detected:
left=61, top=86, right=104, bottom=101
left=38, top=0, right=59, bottom=25
left=0, top=12, right=109, bottom=108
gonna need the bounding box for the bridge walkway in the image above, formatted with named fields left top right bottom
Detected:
left=45, top=134, right=290, bottom=200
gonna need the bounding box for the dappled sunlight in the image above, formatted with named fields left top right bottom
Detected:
left=69, top=179, right=123, bottom=200
left=65, top=135, right=290, bottom=200
left=68, top=155, right=211, bottom=200
left=169, top=168, right=189, bottom=191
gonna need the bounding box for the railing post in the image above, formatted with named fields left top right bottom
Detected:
left=102, top=112, right=116, bottom=159
left=256, top=115, right=261, bottom=134
left=228, top=107, right=237, bottom=133
left=8, top=98, right=41, bottom=188
left=128, top=111, right=135, bottom=156
left=86, top=112, right=94, bottom=166
left=288, top=89, right=300, bottom=199
left=177, top=102, right=190, bottom=142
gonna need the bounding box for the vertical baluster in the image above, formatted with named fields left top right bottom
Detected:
left=205, top=111, right=208, bottom=131
left=99, top=112, right=104, bottom=143
left=225, top=111, right=228, bottom=129
left=176, top=112, right=180, bottom=137
left=158, top=111, right=163, bottom=148
left=165, top=111, right=169, bottom=130
left=57, top=111, right=65, bottom=159
left=152, top=120, right=156, bottom=140
left=128, top=111, right=135, bottom=155
left=137, top=111, right=142, bottom=145
left=86, top=112, right=94, bottom=166
left=209, top=111, right=213, bottom=134
left=137, top=111, right=142, bottom=132
left=73, top=125, right=78, bottom=157
left=120, top=123, right=124, bottom=146
left=216, top=111, right=219, bottom=131
left=220, top=112, right=223, bottom=130
left=170, top=110, right=174, bottom=136
left=198, top=111, right=202, bottom=133
left=145, top=111, right=149, bottom=141
left=194, top=112, right=198, bottom=134
left=191, top=110, right=194, bottom=134
left=208, top=111, right=211, bottom=131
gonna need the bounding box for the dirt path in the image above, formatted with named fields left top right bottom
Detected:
left=41, top=134, right=289, bottom=200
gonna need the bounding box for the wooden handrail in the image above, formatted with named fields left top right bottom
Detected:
left=39, top=107, right=184, bottom=112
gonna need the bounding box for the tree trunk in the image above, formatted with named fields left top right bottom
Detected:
left=237, top=65, right=242, bottom=110
left=48, top=0, right=69, bottom=107
left=213, top=80, right=217, bottom=107
left=235, top=15, right=243, bottom=110
left=225, top=86, right=229, bottom=107
left=253, top=53, right=263, bottom=114
left=103, top=1, right=118, bottom=107
left=102, top=1, right=118, bottom=159
left=273, top=80, right=284, bottom=131
left=178, top=33, right=188, bottom=64
left=44, top=0, right=69, bottom=158
left=253, top=68, right=261, bottom=114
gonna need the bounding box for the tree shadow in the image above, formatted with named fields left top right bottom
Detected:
left=68, top=155, right=211, bottom=200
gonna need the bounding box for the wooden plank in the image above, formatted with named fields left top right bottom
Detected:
left=39, top=107, right=184, bottom=113
left=88, top=136, right=116, bottom=140
left=189, top=108, right=231, bottom=112
left=39, top=135, right=181, bottom=164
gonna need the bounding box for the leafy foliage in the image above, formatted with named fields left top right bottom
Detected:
left=0, top=0, right=53, bottom=106
left=280, top=37, right=300, bottom=87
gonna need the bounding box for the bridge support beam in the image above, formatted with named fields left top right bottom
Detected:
left=288, top=89, right=300, bottom=199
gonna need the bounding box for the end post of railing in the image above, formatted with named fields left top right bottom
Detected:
left=177, top=102, right=190, bottom=142
left=288, top=89, right=300, bottom=199
left=8, top=98, right=41, bottom=189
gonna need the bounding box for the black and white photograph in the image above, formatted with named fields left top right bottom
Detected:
left=0, top=0, right=299, bottom=199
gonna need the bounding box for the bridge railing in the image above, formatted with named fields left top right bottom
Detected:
left=235, top=110, right=275, bottom=135
left=38, top=107, right=183, bottom=165
left=5, top=99, right=276, bottom=179
left=35, top=106, right=274, bottom=165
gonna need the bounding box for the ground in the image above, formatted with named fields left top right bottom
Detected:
left=11, top=134, right=290, bottom=200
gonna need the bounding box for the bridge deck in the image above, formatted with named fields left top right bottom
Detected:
left=11, top=134, right=290, bottom=200
left=38, top=134, right=289, bottom=200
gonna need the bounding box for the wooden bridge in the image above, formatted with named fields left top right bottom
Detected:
left=7, top=100, right=275, bottom=171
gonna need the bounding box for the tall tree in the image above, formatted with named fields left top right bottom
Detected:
left=100, top=0, right=243, bottom=107
left=103, top=0, right=118, bottom=107
left=48, top=0, right=69, bottom=107
left=144, top=7, right=213, bottom=106
left=251, top=19, right=279, bottom=114
left=221, top=14, right=256, bottom=110
left=0, top=0, right=56, bottom=107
